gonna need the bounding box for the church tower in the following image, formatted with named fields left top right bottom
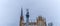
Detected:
left=26, top=9, right=29, bottom=26
left=20, top=8, right=24, bottom=26
left=37, top=16, right=46, bottom=26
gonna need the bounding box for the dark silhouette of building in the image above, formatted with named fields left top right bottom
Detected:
left=48, top=22, right=53, bottom=26
left=26, top=9, right=29, bottom=26
left=19, top=8, right=47, bottom=26
left=20, top=8, right=24, bottom=26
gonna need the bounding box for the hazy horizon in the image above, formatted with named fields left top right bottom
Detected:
left=0, top=0, right=60, bottom=26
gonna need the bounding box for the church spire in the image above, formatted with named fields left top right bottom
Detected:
left=21, top=8, right=23, bottom=16
left=20, top=7, right=24, bottom=26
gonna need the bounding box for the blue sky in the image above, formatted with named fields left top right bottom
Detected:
left=0, top=0, right=60, bottom=26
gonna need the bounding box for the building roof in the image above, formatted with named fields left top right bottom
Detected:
left=23, top=22, right=37, bottom=25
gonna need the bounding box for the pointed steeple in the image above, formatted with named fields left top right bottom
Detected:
left=20, top=8, right=24, bottom=20
left=21, top=8, right=23, bottom=16
left=20, top=7, right=24, bottom=26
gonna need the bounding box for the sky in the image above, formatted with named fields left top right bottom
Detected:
left=0, top=0, right=60, bottom=26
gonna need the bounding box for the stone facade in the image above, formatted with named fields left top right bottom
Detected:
left=20, top=8, right=46, bottom=26
left=20, top=16, right=46, bottom=26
